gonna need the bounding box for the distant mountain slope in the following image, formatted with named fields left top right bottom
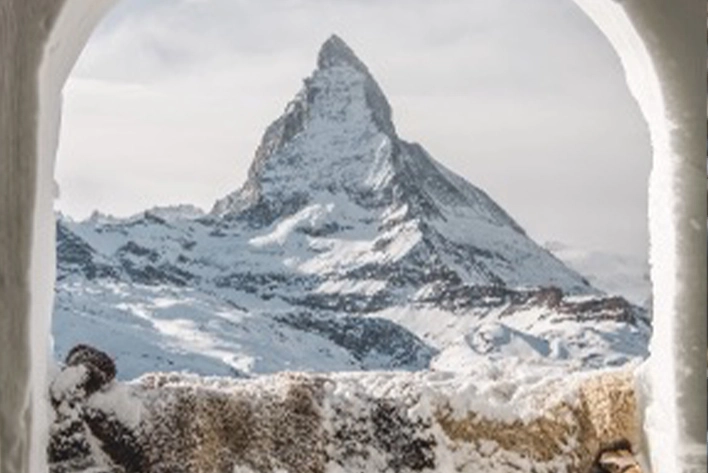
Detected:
left=53, top=36, right=649, bottom=379
left=545, top=241, right=651, bottom=308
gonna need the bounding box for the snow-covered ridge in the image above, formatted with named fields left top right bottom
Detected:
left=53, top=35, right=649, bottom=380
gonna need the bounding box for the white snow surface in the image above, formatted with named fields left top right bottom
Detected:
left=54, top=282, right=363, bottom=379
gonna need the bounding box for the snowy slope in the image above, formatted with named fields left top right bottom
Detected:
left=53, top=278, right=435, bottom=380
left=211, top=35, right=594, bottom=294
left=53, top=35, right=650, bottom=379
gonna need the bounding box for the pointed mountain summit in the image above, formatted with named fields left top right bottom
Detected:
left=317, top=34, right=371, bottom=73
left=210, top=35, right=593, bottom=294
left=315, top=34, right=394, bottom=136
left=211, top=34, right=397, bottom=220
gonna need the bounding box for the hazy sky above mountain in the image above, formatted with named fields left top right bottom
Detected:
left=55, top=0, right=651, bottom=260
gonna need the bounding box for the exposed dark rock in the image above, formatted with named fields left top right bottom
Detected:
left=214, top=271, right=315, bottom=295
left=556, top=296, right=643, bottom=325
left=49, top=345, right=123, bottom=473
left=117, top=241, right=160, bottom=263
left=290, top=291, right=394, bottom=313
left=330, top=397, right=436, bottom=472
left=277, top=313, right=436, bottom=370
left=589, top=439, right=642, bottom=473
left=48, top=417, right=92, bottom=465
left=64, top=344, right=117, bottom=397
left=83, top=408, right=147, bottom=473
left=56, top=221, right=119, bottom=281
left=120, top=261, right=195, bottom=287
left=115, top=242, right=196, bottom=286
left=296, top=221, right=348, bottom=237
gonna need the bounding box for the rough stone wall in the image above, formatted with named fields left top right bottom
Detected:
left=136, top=374, right=328, bottom=473
left=48, top=354, right=642, bottom=473
left=435, top=371, right=639, bottom=473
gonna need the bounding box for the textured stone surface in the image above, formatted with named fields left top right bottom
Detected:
left=47, top=353, right=642, bottom=473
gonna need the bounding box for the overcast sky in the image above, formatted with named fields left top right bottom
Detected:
left=55, top=0, right=651, bottom=260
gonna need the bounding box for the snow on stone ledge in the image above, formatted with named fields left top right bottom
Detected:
left=48, top=365, right=641, bottom=473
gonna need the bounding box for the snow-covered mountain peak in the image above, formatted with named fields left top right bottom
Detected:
left=317, top=34, right=369, bottom=74
left=211, top=35, right=399, bottom=220
left=315, top=34, right=396, bottom=137
left=205, top=37, right=596, bottom=294
left=53, top=37, right=649, bottom=380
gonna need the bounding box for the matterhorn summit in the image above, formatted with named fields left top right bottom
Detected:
left=211, top=34, right=398, bottom=220
left=53, top=36, right=649, bottom=379
left=211, top=35, right=593, bottom=293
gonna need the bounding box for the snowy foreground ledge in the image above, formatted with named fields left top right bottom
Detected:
left=49, top=346, right=643, bottom=473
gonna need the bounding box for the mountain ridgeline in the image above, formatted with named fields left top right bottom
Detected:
left=54, top=36, right=649, bottom=379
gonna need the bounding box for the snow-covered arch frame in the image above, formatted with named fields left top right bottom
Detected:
left=0, top=0, right=704, bottom=472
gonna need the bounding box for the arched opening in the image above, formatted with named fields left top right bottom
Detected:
left=0, top=0, right=703, bottom=472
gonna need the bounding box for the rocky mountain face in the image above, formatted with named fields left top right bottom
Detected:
left=53, top=35, right=650, bottom=379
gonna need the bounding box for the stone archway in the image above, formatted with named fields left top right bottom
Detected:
left=0, top=1, right=704, bottom=472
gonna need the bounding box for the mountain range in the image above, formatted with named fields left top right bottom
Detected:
left=53, top=35, right=650, bottom=380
